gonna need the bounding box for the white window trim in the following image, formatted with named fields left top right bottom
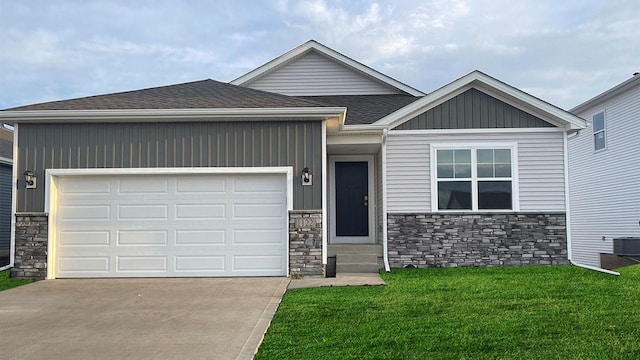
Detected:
left=592, top=110, right=606, bottom=152
left=429, top=142, right=520, bottom=212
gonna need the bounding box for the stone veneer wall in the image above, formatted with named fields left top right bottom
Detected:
left=11, top=213, right=49, bottom=279
left=388, top=213, right=568, bottom=268
left=289, top=210, right=324, bottom=277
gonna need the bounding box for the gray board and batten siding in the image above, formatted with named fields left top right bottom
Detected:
left=17, top=120, right=322, bottom=212
left=393, top=88, right=555, bottom=130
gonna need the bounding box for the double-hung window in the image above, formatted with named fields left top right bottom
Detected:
left=592, top=111, right=606, bottom=151
left=433, top=144, right=517, bottom=211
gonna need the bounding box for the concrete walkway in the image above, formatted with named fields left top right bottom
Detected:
left=0, top=277, right=289, bottom=360
left=288, top=273, right=386, bottom=289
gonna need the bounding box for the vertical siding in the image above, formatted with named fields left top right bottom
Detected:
left=568, top=85, right=640, bottom=267
left=17, top=121, right=322, bottom=212
left=246, top=52, right=402, bottom=96
left=394, top=88, right=555, bottom=130
left=386, top=131, right=566, bottom=212
left=0, top=163, right=11, bottom=251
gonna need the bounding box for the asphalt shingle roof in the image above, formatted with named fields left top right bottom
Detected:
left=299, top=95, right=421, bottom=125
left=4, top=79, right=326, bottom=111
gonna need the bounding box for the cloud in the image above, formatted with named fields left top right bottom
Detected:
left=0, top=0, right=638, bottom=109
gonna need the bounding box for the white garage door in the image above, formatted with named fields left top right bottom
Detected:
left=54, top=173, right=288, bottom=278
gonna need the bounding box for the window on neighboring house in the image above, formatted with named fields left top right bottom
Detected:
left=434, top=146, right=515, bottom=211
left=593, top=111, right=606, bottom=151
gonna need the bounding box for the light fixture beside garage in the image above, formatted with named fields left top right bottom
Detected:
left=301, top=167, right=312, bottom=186
left=24, top=170, right=36, bottom=189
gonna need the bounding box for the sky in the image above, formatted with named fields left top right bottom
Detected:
left=0, top=0, right=638, bottom=110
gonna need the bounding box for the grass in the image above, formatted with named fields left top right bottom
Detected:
left=256, top=265, right=640, bottom=359
left=0, top=270, right=33, bottom=291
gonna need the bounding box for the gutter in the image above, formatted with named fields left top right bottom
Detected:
left=381, top=128, right=390, bottom=272
left=0, top=107, right=347, bottom=123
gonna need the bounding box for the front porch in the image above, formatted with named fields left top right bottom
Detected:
left=325, top=135, right=385, bottom=276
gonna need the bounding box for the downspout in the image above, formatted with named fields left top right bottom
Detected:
left=321, top=120, right=328, bottom=274
left=0, top=124, right=17, bottom=272
left=381, top=128, right=390, bottom=272
left=563, top=129, right=620, bottom=276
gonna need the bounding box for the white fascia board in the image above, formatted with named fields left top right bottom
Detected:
left=326, top=134, right=382, bottom=145
left=1, top=107, right=347, bottom=123
left=374, top=71, right=587, bottom=131
left=230, top=40, right=425, bottom=96
left=0, top=156, right=12, bottom=165
left=332, top=125, right=385, bottom=134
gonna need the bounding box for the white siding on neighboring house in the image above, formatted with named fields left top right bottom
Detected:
left=245, top=52, right=403, bottom=96
left=386, top=131, right=566, bottom=213
left=569, top=85, right=640, bottom=267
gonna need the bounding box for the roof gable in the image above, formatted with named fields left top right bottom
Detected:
left=393, top=88, right=555, bottom=130
left=376, top=71, right=586, bottom=131
left=231, top=40, right=424, bottom=97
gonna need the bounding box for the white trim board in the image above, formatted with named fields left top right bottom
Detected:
left=329, top=155, right=376, bottom=244
left=2, top=107, right=347, bottom=123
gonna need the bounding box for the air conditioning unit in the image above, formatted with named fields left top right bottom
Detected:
left=613, top=237, right=640, bottom=256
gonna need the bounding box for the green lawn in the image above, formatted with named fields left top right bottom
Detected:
left=256, top=265, right=640, bottom=359
left=0, top=270, right=32, bottom=291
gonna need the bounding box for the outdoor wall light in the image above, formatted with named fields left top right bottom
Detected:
left=24, top=170, right=37, bottom=189
left=301, top=167, right=313, bottom=186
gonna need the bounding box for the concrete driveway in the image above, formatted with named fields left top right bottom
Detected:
left=0, top=277, right=289, bottom=360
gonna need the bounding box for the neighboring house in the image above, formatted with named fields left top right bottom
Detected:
left=0, top=126, right=12, bottom=266
left=0, top=40, right=585, bottom=279
left=568, top=74, right=640, bottom=268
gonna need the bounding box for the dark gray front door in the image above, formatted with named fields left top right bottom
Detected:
left=335, top=161, right=368, bottom=237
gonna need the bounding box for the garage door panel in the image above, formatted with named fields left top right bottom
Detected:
left=233, top=255, right=285, bottom=271
left=174, top=256, right=225, bottom=272
left=176, top=177, right=226, bottom=193
left=117, top=256, right=167, bottom=272
left=59, top=231, right=111, bottom=246
left=234, top=175, right=284, bottom=193
left=119, top=178, right=168, bottom=193
left=55, top=172, right=288, bottom=278
left=175, top=204, right=225, bottom=219
left=233, top=203, right=284, bottom=219
left=175, top=230, right=226, bottom=245
left=59, top=257, right=110, bottom=273
left=233, top=230, right=285, bottom=245
left=117, top=230, right=168, bottom=245
left=118, top=205, right=168, bottom=219
left=60, top=205, right=111, bottom=220
left=59, top=178, right=111, bottom=194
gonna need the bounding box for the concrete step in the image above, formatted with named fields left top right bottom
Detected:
left=336, top=253, right=379, bottom=264
left=328, top=244, right=383, bottom=257
left=336, top=253, right=382, bottom=274
left=336, top=262, right=382, bottom=273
